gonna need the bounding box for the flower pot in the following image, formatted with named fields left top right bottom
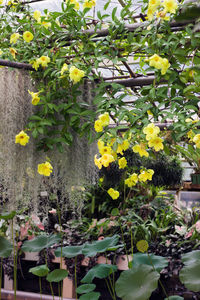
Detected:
left=191, top=173, right=200, bottom=185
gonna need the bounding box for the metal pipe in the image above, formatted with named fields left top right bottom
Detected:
left=1, top=289, right=75, bottom=300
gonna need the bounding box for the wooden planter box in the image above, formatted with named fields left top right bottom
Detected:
left=2, top=252, right=131, bottom=300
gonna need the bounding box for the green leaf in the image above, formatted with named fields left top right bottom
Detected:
left=76, top=284, right=96, bottom=294
left=79, top=292, right=100, bottom=300
left=180, top=250, right=200, bottom=292
left=0, top=236, right=13, bottom=258
left=164, top=297, right=184, bottom=300
left=115, top=264, right=160, bottom=300
left=29, top=265, right=49, bottom=277
left=81, top=264, right=118, bottom=284
left=131, top=253, right=168, bottom=273
left=82, top=235, right=120, bottom=257
left=0, top=211, right=16, bottom=220
left=55, top=245, right=84, bottom=258
left=22, top=234, right=61, bottom=252
left=46, top=269, right=68, bottom=282
left=111, top=208, right=120, bottom=216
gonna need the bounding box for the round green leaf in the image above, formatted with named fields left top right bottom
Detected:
left=76, top=284, right=96, bottom=294
left=46, top=269, right=68, bottom=282
left=29, top=265, right=49, bottom=277
left=164, top=296, right=184, bottom=300
left=181, top=250, right=200, bottom=266
left=131, top=253, right=168, bottom=273
left=115, top=264, right=160, bottom=300
left=81, top=264, right=118, bottom=284
left=22, top=234, right=61, bottom=252
left=180, top=263, right=200, bottom=292
left=55, top=245, right=84, bottom=258
left=79, top=292, right=100, bottom=300
left=111, top=208, right=119, bottom=216
left=0, top=236, right=13, bottom=258
left=0, top=211, right=16, bottom=220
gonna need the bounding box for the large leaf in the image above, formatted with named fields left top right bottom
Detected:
left=131, top=253, right=168, bottom=273
left=46, top=269, right=68, bottom=282
left=0, top=236, right=13, bottom=258
left=181, top=250, right=200, bottom=266
left=76, top=284, right=96, bottom=294
left=0, top=211, right=16, bottom=220
left=79, top=292, right=100, bottom=300
left=82, top=235, right=121, bottom=257
left=115, top=264, right=160, bottom=300
left=81, top=264, right=118, bottom=284
left=21, top=234, right=61, bottom=252
left=29, top=265, right=49, bottom=277
left=179, top=263, right=200, bottom=292
left=164, top=297, right=184, bottom=300
left=55, top=245, right=84, bottom=258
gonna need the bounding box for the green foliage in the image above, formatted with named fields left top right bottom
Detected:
left=21, top=233, right=62, bottom=252
left=164, top=297, right=184, bottom=300
left=131, top=253, right=168, bottom=273
left=76, top=284, right=96, bottom=294
left=115, top=264, right=160, bottom=300
left=29, top=264, right=49, bottom=277
left=0, top=236, right=13, bottom=258
left=79, top=292, right=100, bottom=300
left=46, top=269, right=68, bottom=282
left=81, top=264, right=118, bottom=284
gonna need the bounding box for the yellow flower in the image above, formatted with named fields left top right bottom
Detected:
left=0, top=49, right=3, bottom=55
left=161, top=58, right=170, bottom=75
left=15, top=130, right=30, bottom=146
left=9, top=48, right=17, bottom=59
left=100, top=154, right=115, bottom=167
left=138, top=170, right=149, bottom=182
left=41, top=21, right=51, bottom=29
left=0, top=0, right=3, bottom=4
left=163, top=0, right=178, bottom=13
left=149, top=0, right=160, bottom=8
left=149, top=54, right=163, bottom=69
left=83, top=0, right=96, bottom=9
left=143, top=123, right=160, bottom=140
left=125, top=173, right=138, bottom=188
left=136, top=240, right=149, bottom=253
left=97, top=139, right=104, bottom=151
left=94, top=155, right=102, bottom=169
left=132, top=143, right=149, bottom=157
left=117, top=140, right=130, bottom=154
left=37, top=56, right=50, bottom=67
left=99, top=112, right=110, bottom=127
left=69, top=66, right=85, bottom=84
left=10, top=33, right=20, bottom=44
left=67, top=0, right=80, bottom=10
left=147, top=169, right=154, bottom=180
left=187, top=130, right=195, bottom=142
left=28, top=90, right=40, bottom=105
left=38, top=161, right=53, bottom=176
left=118, top=157, right=127, bottom=169
left=99, top=145, right=112, bottom=156
left=148, top=136, right=164, bottom=151
left=156, top=10, right=170, bottom=20
left=31, top=60, right=40, bottom=71
left=107, top=188, right=119, bottom=200
left=147, top=7, right=155, bottom=20
left=193, top=134, right=200, bottom=148
left=61, top=63, right=68, bottom=76
left=99, top=177, right=104, bottom=183
left=94, top=120, right=103, bottom=132
left=33, top=10, right=41, bottom=22
left=23, top=31, right=34, bottom=43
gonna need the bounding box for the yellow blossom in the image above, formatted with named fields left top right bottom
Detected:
left=15, top=130, right=30, bottom=146
left=94, top=119, right=103, bottom=132
left=0, top=0, right=3, bottom=4
left=156, top=10, right=170, bottom=20
left=28, top=90, right=40, bottom=105
left=149, top=0, right=160, bottom=8
left=33, top=10, right=41, bottom=22
left=117, top=140, right=130, bottom=154
left=67, top=0, right=80, bottom=10
left=187, top=130, right=195, bottom=142
left=83, top=0, right=96, bottom=9
left=23, top=31, right=34, bottom=43
left=31, top=60, right=40, bottom=71
left=100, top=154, right=115, bottom=167
left=149, top=54, right=163, bottom=69
left=147, top=7, right=155, bottom=20
left=69, top=66, right=85, bottom=84
left=147, top=169, right=154, bottom=180
left=148, top=136, right=164, bottom=151
left=125, top=173, right=138, bottom=188
left=10, top=33, right=20, bottom=44
left=99, top=177, right=104, bottom=183
left=163, top=0, right=178, bottom=13
left=94, top=155, right=102, bottom=169
left=9, top=48, right=17, bottom=59
left=61, top=63, right=68, bottom=76
left=132, top=143, right=149, bottom=157
left=0, top=49, right=3, bottom=56
left=99, top=146, right=112, bottom=156
left=41, top=21, right=51, bottom=29
left=143, top=123, right=160, bottom=140
left=37, top=56, right=50, bottom=67
left=118, top=157, right=127, bottom=169
left=107, top=188, right=119, bottom=200
left=138, top=169, right=154, bottom=182
left=38, top=161, right=53, bottom=176
left=193, top=134, right=200, bottom=148
left=136, top=240, right=149, bottom=253
left=99, top=112, right=110, bottom=127
left=161, top=58, right=170, bottom=75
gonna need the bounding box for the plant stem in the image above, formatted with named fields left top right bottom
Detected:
left=39, top=277, right=42, bottom=300
left=130, top=228, right=134, bottom=259
left=0, top=258, right=2, bottom=300
left=11, top=219, right=17, bottom=300
left=74, top=256, right=77, bottom=300
left=49, top=282, right=55, bottom=300
left=118, top=219, right=129, bottom=264
left=105, top=278, right=115, bottom=300
left=108, top=274, right=117, bottom=300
